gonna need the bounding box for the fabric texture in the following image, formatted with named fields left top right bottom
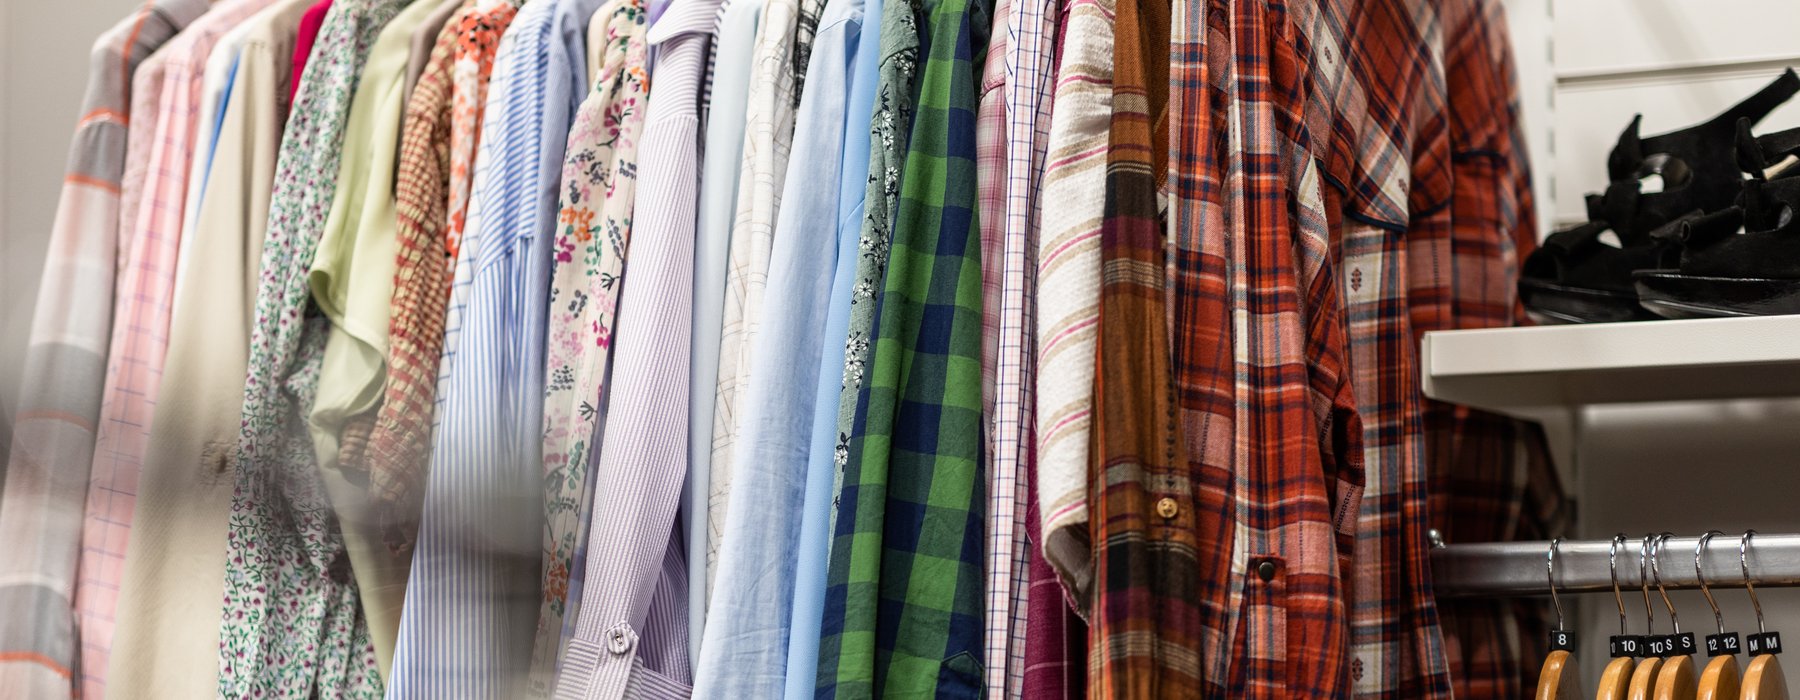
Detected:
left=527, top=0, right=651, bottom=692
left=552, top=0, right=726, bottom=693
left=405, top=0, right=466, bottom=100
left=0, top=2, right=206, bottom=697
left=104, top=2, right=312, bottom=698
left=304, top=0, right=450, bottom=678
left=215, top=1, right=410, bottom=696
left=73, top=2, right=280, bottom=693
left=704, top=0, right=807, bottom=592
left=293, top=0, right=336, bottom=99
left=691, top=0, right=862, bottom=693
left=384, top=0, right=604, bottom=694
left=685, top=0, right=762, bottom=660
left=816, top=0, right=991, bottom=693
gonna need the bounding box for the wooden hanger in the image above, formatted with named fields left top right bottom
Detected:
left=1650, top=533, right=1699, bottom=700
left=1631, top=535, right=1670, bottom=700
left=1600, top=535, right=1641, bottom=700
left=1540, top=538, right=1585, bottom=699
left=1741, top=531, right=1788, bottom=700
left=1694, top=531, right=1742, bottom=700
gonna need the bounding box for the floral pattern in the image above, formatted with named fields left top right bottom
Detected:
left=446, top=0, right=522, bottom=262
left=525, top=0, right=650, bottom=692
left=217, top=0, right=404, bottom=696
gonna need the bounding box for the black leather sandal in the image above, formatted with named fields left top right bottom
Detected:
left=1635, top=123, right=1800, bottom=318
left=1520, top=69, right=1800, bottom=324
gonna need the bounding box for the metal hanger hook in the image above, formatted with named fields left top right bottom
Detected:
left=1697, top=530, right=1726, bottom=635
left=1742, top=529, right=1767, bottom=635
left=1640, top=534, right=1658, bottom=633
left=1652, top=532, right=1681, bottom=633
left=1610, top=534, right=1630, bottom=636
left=1548, top=538, right=1566, bottom=631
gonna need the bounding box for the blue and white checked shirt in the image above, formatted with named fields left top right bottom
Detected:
left=690, top=0, right=864, bottom=694
left=385, top=0, right=602, bottom=696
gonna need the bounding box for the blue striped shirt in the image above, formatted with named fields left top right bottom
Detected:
left=385, top=0, right=602, bottom=696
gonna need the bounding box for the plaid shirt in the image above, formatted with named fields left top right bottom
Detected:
left=815, top=0, right=991, bottom=694
left=1428, top=0, right=1568, bottom=697
left=1167, top=0, right=1366, bottom=696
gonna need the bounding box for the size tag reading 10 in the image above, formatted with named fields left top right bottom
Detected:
left=1647, top=636, right=1675, bottom=657
left=1706, top=633, right=1742, bottom=657
left=1549, top=630, right=1574, bottom=652
left=1611, top=635, right=1643, bottom=658
left=1749, top=631, right=1784, bottom=656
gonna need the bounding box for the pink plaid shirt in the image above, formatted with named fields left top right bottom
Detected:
left=73, top=2, right=275, bottom=695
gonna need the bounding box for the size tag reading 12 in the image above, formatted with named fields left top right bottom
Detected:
left=1549, top=630, right=1574, bottom=652
left=1749, top=631, right=1784, bottom=656
left=1706, top=633, right=1742, bottom=657
left=1611, top=635, right=1643, bottom=658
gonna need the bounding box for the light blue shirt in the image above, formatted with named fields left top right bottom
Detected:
left=385, top=0, right=600, bottom=696
left=782, top=0, right=879, bottom=691
left=691, top=0, right=865, bottom=694
left=686, top=0, right=763, bottom=664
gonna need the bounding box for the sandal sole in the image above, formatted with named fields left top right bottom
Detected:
left=1634, top=271, right=1800, bottom=318
left=1518, top=277, right=1660, bottom=324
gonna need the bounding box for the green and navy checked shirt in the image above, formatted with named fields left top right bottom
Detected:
left=816, top=0, right=992, bottom=693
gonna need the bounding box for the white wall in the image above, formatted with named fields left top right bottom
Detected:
left=1506, top=0, right=1800, bottom=693
left=0, top=0, right=147, bottom=457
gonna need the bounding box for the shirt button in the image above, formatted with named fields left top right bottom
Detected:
left=1257, top=560, right=1277, bottom=582
left=607, top=627, right=634, bottom=655
left=1156, top=497, right=1179, bottom=519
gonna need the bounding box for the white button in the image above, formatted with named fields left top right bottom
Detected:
left=607, top=626, right=635, bottom=655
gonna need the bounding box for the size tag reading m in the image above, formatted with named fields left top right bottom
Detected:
left=1549, top=630, right=1575, bottom=652
left=1611, top=635, right=1643, bottom=658
left=1749, top=631, right=1784, bottom=656
left=1706, top=633, right=1742, bottom=657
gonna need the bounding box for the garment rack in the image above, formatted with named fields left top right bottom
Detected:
left=1432, top=533, right=1800, bottom=598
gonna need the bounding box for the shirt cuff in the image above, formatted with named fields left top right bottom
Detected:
left=554, top=624, right=692, bottom=700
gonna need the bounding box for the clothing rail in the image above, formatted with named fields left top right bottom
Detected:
left=1431, top=533, right=1800, bottom=598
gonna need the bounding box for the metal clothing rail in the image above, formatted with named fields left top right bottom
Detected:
left=1431, top=533, right=1800, bottom=598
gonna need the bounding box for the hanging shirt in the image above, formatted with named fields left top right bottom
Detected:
left=364, top=0, right=519, bottom=551
left=703, top=0, right=809, bottom=594
left=170, top=17, right=255, bottom=306
left=816, top=0, right=990, bottom=693
left=692, top=0, right=862, bottom=693
left=305, top=0, right=450, bottom=678
left=71, top=0, right=281, bottom=693
left=527, top=0, right=650, bottom=692
left=404, top=0, right=465, bottom=101
left=0, top=2, right=205, bottom=697
left=556, top=0, right=729, bottom=692
left=104, top=1, right=313, bottom=698
left=685, top=0, right=761, bottom=658
left=215, top=1, right=412, bottom=696
left=778, top=0, right=879, bottom=687
left=292, top=0, right=336, bottom=99
left=385, top=0, right=606, bottom=695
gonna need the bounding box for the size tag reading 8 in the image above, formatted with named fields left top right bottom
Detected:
left=1549, top=630, right=1575, bottom=652
left=1611, top=635, right=1643, bottom=658
left=1706, top=633, right=1742, bottom=658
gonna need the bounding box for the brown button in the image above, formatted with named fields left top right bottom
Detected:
left=1257, top=560, right=1277, bottom=582
left=1155, top=497, right=1179, bottom=519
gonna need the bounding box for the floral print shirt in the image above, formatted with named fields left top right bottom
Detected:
left=527, top=0, right=650, bottom=691
left=216, top=0, right=407, bottom=697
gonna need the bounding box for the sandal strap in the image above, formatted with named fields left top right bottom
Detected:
left=1739, top=121, right=1800, bottom=180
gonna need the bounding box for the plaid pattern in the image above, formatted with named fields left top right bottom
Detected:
left=369, top=1, right=468, bottom=553
left=976, top=0, right=1006, bottom=444
left=0, top=3, right=204, bottom=697
left=815, top=0, right=990, bottom=694
left=1428, top=0, right=1569, bottom=696
left=1085, top=0, right=1191, bottom=692
left=1168, top=0, right=1365, bottom=696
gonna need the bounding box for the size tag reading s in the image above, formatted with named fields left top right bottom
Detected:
left=1749, top=631, right=1784, bottom=656
left=1549, top=630, right=1574, bottom=652
left=1611, top=635, right=1643, bottom=658
left=1706, top=633, right=1742, bottom=657
left=1647, top=635, right=1675, bottom=657
left=1674, top=633, right=1698, bottom=656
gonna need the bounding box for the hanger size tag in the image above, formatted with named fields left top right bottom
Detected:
left=1674, top=632, right=1698, bottom=656
left=1549, top=630, right=1575, bottom=652
left=1648, top=635, right=1677, bottom=657
left=1611, top=635, right=1643, bottom=658
left=1706, top=632, right=1742, bottom=657
left=1749, top=631, right=1784, bottom=656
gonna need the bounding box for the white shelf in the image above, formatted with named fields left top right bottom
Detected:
left=1421, top=315, right=1800, bottom=417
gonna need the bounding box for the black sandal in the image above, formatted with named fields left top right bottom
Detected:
left=1634, top=124, right=1800, bottom=318
left=1520, top=69, right=1800, bottom=323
